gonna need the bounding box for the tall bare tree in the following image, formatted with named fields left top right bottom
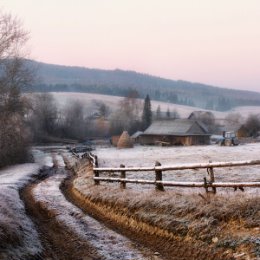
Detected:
left=0, top=12, right=32, bottom=167
left=245, top=114, right=260, bottom=137
left=30, top=93, right=58, bottom=140
left=110, top=90, right=142, bottom=135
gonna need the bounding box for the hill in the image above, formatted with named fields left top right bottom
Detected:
left=26, top=60, right=260, bottom=111
left=46, top=92, right=259, bottom=119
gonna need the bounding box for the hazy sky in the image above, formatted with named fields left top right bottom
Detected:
left=1, top=0, right=260, bottom=92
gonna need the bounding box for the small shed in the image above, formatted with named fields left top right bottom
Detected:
left=117, top=131, right=133, bottom=149
left=140, top=119, right=210, bottom=146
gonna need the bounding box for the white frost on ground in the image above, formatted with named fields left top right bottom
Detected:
left=32, top=173, right=162, bottom=260
left=55, top=154, right=66, bottom=167
left=49, top=92, right=260, bottom=118
left=0, top=163, right=42, bottom=259
left=94, top=143, right=260, bottom=193
left=32, top=149, right=53, bottom=167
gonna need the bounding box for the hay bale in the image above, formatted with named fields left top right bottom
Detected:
left=111, top=135, right=120, bottom=147
left=117, top=131, right=133, bottom=149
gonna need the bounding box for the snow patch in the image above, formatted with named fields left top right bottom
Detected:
left=94, top=143, right=260, bottom=193
left=0, top=163, right=42, bottom=259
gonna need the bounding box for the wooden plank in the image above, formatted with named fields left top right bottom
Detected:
left=210, top=182, right=260, bottom=187
left=93, top=159, right=260, bottom=172
left=93, top=177, right=156, bottom=185
left=93, top=177, right=260, bottom=188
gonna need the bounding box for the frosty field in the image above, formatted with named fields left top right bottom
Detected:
left=49, top=92, right=260, bottom=118
left=94, top=143, right=260, bottom=193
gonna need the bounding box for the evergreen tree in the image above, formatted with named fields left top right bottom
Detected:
left=142, top=94, right=152, bottom=130
left=156, top=105, right=161, bottom=119
left=166, top=107, right=171, bottom=118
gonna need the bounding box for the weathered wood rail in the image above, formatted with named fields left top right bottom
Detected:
left=85, top=153, right=260, bottom=193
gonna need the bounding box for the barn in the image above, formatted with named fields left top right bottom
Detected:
left=139, top=119, right=210, bottom=146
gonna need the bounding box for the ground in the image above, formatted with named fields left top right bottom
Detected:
left=0, top=143, right=259, bottom=259
left=70, top=143, right=260, bottom=259
left=94, top=143, right=260, bottom=193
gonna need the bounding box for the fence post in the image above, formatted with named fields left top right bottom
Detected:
left=94, top=155, right=99, bottom=167
left=94, top=155, right=100, bottom=185
left=208, top=160, right=216, bottom=194
left=120, top=164, right=126, bottom=189
left=203, top=177, right=208, bottom=193
left=155, top=161, right=164, bottom=191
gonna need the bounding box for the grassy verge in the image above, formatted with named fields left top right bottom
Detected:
left=67, top=158, right=260, bottom=260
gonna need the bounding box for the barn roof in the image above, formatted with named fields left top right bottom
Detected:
left=188, top=110, right=214, bottom=119
left=143, top=119, right=209, bottom=136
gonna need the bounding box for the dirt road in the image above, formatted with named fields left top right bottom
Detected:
left=21, top=149, right=163, bottom=260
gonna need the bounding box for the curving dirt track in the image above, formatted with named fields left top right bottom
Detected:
left=18, top=147, right=256, bottom=260
left=21, top=168, right=101, bottom=260
left=21, top=154, right=164, bottom=260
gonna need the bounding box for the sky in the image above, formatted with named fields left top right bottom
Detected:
left=1, top=0, right=260, bottom=92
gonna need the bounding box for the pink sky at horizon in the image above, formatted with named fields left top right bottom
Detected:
left=1, top=0, right=260, bottom=92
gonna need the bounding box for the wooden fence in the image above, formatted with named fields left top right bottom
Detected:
left=85, top=153, right=260, bottom=193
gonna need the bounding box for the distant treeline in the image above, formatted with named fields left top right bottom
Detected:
left=27, top=83, right=260, bottom=111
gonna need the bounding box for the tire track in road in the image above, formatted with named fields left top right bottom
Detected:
left=30, top=165, right=163, bottom=260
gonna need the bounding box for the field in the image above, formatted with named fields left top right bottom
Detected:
left=0, top=142, right=259, bottom=259
left=50, top=92, right=260, bottom=118
left=71, top=143, right=260, bottom=259
left=94, top=143, right=260, bottom=193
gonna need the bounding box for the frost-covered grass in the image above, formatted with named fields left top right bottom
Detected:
left=0, top=163, right=42, bottom=259
left=94, top=143, right=260, bottom=193
left=72, top=148, right=260, bottom=259
left=32, top=172, right=156, bottom=260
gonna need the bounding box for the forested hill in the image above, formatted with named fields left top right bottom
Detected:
left=26, top=60, right=260, bottom=111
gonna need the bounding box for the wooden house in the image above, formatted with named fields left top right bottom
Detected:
left=139, top=119, right=210, bottom=146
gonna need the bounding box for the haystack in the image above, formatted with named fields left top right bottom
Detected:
left=117, top=131, right=133, bottom=149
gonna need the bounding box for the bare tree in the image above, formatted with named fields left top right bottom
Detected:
left=172, top=108, right=180, bottom=119
left=0, top=12, right=32, bottom=167
left=92, top=100, right=110, bottom=118
left=225, top=113, right=243, bottom=124
left=110, top=90, right=142, bottom=135
left=62, top=101, right=88, bottom=140
left=30, top=93, right=58, bottom=140
left=244, top=114, right=260, bottom=137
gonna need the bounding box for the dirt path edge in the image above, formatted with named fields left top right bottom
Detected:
left=63, top=174, right=235, bottom=260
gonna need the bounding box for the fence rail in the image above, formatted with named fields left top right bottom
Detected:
left=84, top=153, right=260, bottom=193
left=93, top=160, right=260, bottom=172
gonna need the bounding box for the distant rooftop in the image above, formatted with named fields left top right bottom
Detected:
left=143, top=119, right=209, bottom=136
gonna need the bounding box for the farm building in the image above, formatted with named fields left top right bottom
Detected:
left=139, top=119, right=210, bottom=146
